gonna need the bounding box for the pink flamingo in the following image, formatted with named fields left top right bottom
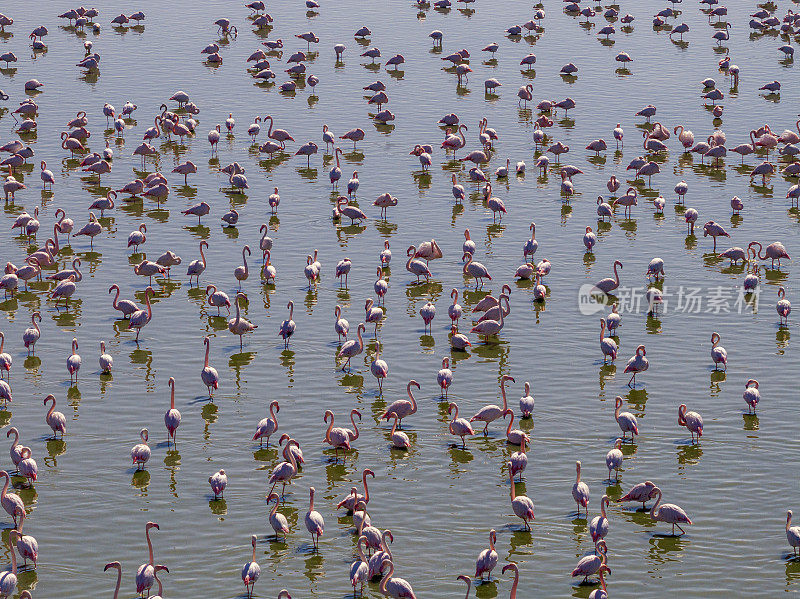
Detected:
left=104, top=561, right=122, bottom=599
left=209, top=469, right=227, bottom=499
left=509, top=436, right=528, bottom=481
left=338, top=322, right=365, bottom=370
left=128, top=287, right=154, bottom=342
left=266, top=492, right=289, bottom=540
left=606, top=439, right=623, bottom=480
left=710, top=332, right=727, bottom=370
left=650, top=487, right=692, bottom=535
left=268, top=437, right=300, bottom=496
left=279, top=301, right=296, bottom=348
left=590, top=495, right=610, bottom=543
left=614, top=396, right=638, bottom=440
left=18, top=449, right=37, bottom=487
left=475, top=529, right=498, bottom=580
left=131, top=429, right=150, bottom=469
left=229, top=293, right=257, bottom=349
left=571, top=540, right=607, bottom=583
left=389, top=414, right=410, bottom=449
left=201, top=336, right=219, bottom=397
left=509, top=464, right=535, bottom=529
left=594, top=260, right=623, bottom=294
left=448, top=403, right=474, bottom=447
left=135, top=522, right=159, bottom=596
left=379, top=560, right=416, bottom=599
left=253, top=401, right=280, bottom=446
left=743, top=379, right=760, bottom=413
left=617, top=481, right=658, bottom=509
left=749, top=240, right=790, bottom=268
left=351, top=535, right=370, bottom=593
left=241, top=535, right=260, bottom=598
left=471, top=375, right=514, bottom=434
left=600, top=319, right=617, bottom=362
left=337, top=469, right=375, bottom=512
left=370, top=341, right=389, bottom=392
left=334, top=305, right=349, bottom=341
left=588, top=565, right=611, bottom=599
left=305, top=487, right=325, bottom=549
left=678, top=404, right=703, bottom=443
left=43, top=394, right=66, bottom=438
left=164, top=377, right=181, bottom=444
left=324, top=410, right=353, bottom=461
left=437, top=357, right=453, bottom=397
left=502, top=563, right=520, bottom=599
left=206, top=284, right=231, bottom=315
left=0, top=471, right=23, bottom=526
left=624, top=344, right=648, bottom=386
left=572, top=460, right=590, bottom=516
left=66, top=338, right=81, bottom=383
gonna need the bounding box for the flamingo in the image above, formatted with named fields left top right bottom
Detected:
left=600, top=319, right=617, bottom=362
left=590, top=495, right=611, bottom=543
left=278, top=301, right=296, bottom=348
left=749, top=240, right=790, bottom=268
left=253, top=401, right=280, bottom=446
left=324, top=410, right=353, bottom=462
left=186, top=241, right=209, bottom=284
left=370, top=341, right=389, bottom=392
left=437, top=357, right=453, bottom=397
left=18, top=449, right=36, bottom=487
left=624, top=345, right=649, bottom=386
left=268, top=436, right=300, bottom=495
left=470, top=294, right=508, bottom=341
left=229, top=293, right=257, bottom=349
left=234, top=246, right=251, bottom=290
left=678, top=404, right=704, bottom=443
left=379, top=559, right=416, bottom=599
left=463, top=253, right=491, bottom=288
left=588, top=565, right=611, bottom=599
left=471, top=375, right=515, bottom=434
left=571, top=541, right=607, bottom=583
left=338, top=323, right=365, bottom=370
left=128, top=287, right=154, bottom=342
left=508, top=463, right=535, bottom=529
left=22, top=312, right=42, bottom=355
left=305, top=487, right=325, bottom=549
left=787, top=511, right=800, bottom=556
left=266, top=493, right=289, bottom=540
left=0, top=471, right=23, bottom=526
left=0, top=335, right=9, bottom=380
left=43, top=394, right=66, bottom=438
left=350, top=535, right=371, bottom=593
left=605, top=438, right=624, bottom=480
left=206, top=284, right=231, bottom=316
left=135, top=522, right=159, bottom=596
left=475, top=529, right=498, bottom=580
left=614, top=396, right=639, bottom=440
left=572, top=460, right=590, bottom=515
left=405, top=246, right=432, bottom=283
left=650, top=487, right=692, bottom=535
left=448, top=402, right=474, bottom=447
left=710, top=332, right=727, bottom=370
left=237, top=535, right=260, bottom=599
left=209, top=469, right=227, bottom=499
left=131, top=428, right=150, bottom=470
left=743, top=379, right=760, bottom=413
left=62, top=338, right=81, bottom=384
left=594, top=260, right=623, bottom=294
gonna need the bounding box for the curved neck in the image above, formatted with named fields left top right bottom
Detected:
left=506, top=412, right=514, bottom=436
left=650, top=490, right=662, bottom=519
left=204, top=340, right=210, bottom=368
left=379, top=561, right=394, bottom=594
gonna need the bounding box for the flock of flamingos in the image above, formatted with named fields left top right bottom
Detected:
left=0, top=0, right=799, bottom=597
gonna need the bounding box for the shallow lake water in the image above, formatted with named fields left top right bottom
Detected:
left=1, top=0, right=799, bottom=597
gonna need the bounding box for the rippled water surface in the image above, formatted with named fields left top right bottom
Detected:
left=1, top=0, right=800, bottom=597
